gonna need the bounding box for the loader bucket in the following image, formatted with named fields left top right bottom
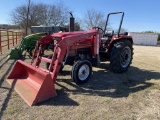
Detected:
left=7, top=60, right=57, bottom=106
left=7, top=48, right=21, bottom=59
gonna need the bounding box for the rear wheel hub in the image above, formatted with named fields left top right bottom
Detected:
left=120, top=46, right=131, bottom=68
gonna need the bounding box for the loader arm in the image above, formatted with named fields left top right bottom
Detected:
left=32, top=30, right=99, bottom=80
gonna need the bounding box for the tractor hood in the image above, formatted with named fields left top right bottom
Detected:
left=51, top=30, right=98, bottom=38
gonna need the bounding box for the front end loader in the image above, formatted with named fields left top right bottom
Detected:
left=7, top=12, right=133, bottom=106
left=7, top=30, right=100, bottom=106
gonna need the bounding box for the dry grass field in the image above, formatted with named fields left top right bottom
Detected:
left=0, top=45, right=160, bottom=120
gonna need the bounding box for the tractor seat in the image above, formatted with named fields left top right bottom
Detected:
left=104, top=30, right=114, bottom=37
left=122, top=32, right=128, bottom=35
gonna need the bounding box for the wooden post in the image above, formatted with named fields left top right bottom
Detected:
left=7, top=30, right=10, bottom=49
left=19, top=32, right=21, bottom=42
left=26, top=0, right=30, bottom=35
left=16, top=32, right=18, bottom=44
left=0, top=30, right=2, bottom=54
left=12, top=31, right=14, bottom=46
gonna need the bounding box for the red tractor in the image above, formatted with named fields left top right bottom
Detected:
left=7, top=12, right=133, bottom=106
left=45, top=12, right=133, bottom=80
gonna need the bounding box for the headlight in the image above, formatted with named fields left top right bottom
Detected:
left=53, top=37, right=60, bottom=45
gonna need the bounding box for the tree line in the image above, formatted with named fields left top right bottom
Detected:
left=10, top=1, right=69, bottom=34
left=10, top=1, right=105, bottom=35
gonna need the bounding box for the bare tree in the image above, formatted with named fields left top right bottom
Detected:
left=10, top=2, right=42, bottom=34
left=83, top=9, right=105, bottom=30
left=29, top=3, right=50, bottom=26
left=51, top=2, right=69, bottom=26
left=26, top=0, right=30, bottom=35
left=10, top=1, right=69, bottom=34
left=11, top=5, right=28, bottom=29
left=38, top=4, right=55, bottom=26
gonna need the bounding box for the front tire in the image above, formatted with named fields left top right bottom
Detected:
left=110, top=40, right=133, bottom=73
left=71, top=60, right=92, bottom=85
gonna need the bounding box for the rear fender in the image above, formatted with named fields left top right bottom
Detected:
left=107, top=36, right=133, bottom=54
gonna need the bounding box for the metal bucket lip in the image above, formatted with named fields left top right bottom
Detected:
left=16, top=60, right=50, bottom=75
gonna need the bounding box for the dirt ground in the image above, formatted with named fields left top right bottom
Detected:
left=0, top=45, right=160, bottom=120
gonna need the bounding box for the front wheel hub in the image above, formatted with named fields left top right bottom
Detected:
left=78, top=64, right=89, bottom=81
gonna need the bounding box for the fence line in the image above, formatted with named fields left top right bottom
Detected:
left=0, top=30, right=24, bottom=54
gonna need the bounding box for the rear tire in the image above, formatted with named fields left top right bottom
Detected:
left=109, top=40, right=133, bottom=73
left=71, top=60, right=92, bottom=85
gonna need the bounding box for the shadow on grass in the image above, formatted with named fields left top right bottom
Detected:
left=0, top=80, right=17, bottom=119
left=53, top=64, right=160, bottom=99
left=0, top=55, right=8, bottom=63
left=37, top=86, right=79, bottom=106
left=0, top=59, right=9, bottom=70
left=0, top=59, right=16, bottom=119
left=0, top=59, right=16, bottom=87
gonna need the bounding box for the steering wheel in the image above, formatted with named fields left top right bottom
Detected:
left=92, top=27, right=104, bottom=34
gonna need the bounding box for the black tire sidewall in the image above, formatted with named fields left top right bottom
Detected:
left=110, top=40, right=133, bottom=73
left=72, top=60, right=92, bottom=85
